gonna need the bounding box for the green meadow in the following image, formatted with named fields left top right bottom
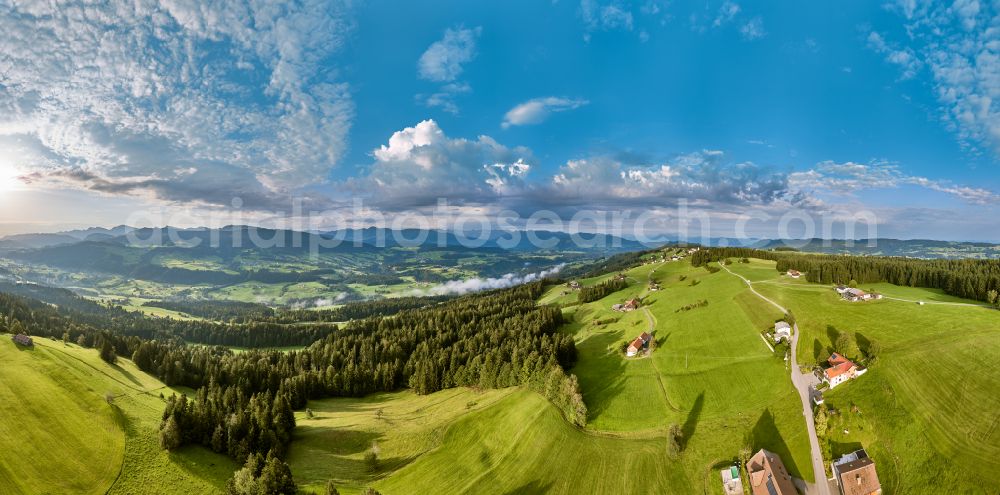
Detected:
left=0, top=337, right=233, bottom=494
left=6, top=254, right=1000, bottom=494
left=729, top=258, right=1000, bottom=494
left=296, top=259, right=814, bottom=494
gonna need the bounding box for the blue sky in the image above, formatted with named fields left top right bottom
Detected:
left=0, top=0, right=998, bottom=241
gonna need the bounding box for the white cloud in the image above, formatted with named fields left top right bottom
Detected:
left=788, top=160, right=999, bottom=204
left=740, top=16, right=766, bottom=40
left=501, top=97, right=589, bottom=128
left=418, top=27, right=482, bottom=83
left=0, top=0, right=355, bottom=208
left=414, top=264, right=565, bottom=296
left=416, top=27, right=481, bottom=114
left=354, top=120, right=534, bottom=208
left=876, top=1, right=1000, bottom=155
left=714, top=1, right=741, bottom=27
left=542, top=151, right=793, bottom=207
left=866, top=31, right=921, bottom=80
left=581, top=0, right=635, bottom=33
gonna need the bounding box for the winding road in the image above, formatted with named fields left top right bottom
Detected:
left=719, top=263, right=832, bottom=495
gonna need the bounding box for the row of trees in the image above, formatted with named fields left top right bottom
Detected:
left=692, top=248, right=1000, bottom=303
left=577, top=277, right=628, bottom=303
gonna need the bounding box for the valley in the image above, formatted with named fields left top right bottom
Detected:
left=1, top=246, right=998, bottom=494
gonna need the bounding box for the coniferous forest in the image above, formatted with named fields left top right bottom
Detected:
left=0, top=281, right=585, bottom=493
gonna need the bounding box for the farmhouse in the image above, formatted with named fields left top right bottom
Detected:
left=626, top=332, right=652, bottom=357
left=831, top=449, right=882, bottom=495
left=746, top=449, right=797, bottom=495
left=823, top=353, right=867, bottom=388
left=671, top=255, right=681, bottom=261
left=787, top=269, right=801, bottom=278
left=841, top=288, right=884, bottom=302
left=612, top=299, right=640, bottom=312
left=11, top=333, right=33, bottom=347
left=648, top=281, right=660, bottom=291
left=836, top=285, right=849, bottom=294
left=614, top=273, right=627, bottom=281
left=773, top=321, right=791, bottom=342
left=568, top=280, right=581, bottom=290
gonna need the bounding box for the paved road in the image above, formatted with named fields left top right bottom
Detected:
left=720, top=263, right=832, bottom=495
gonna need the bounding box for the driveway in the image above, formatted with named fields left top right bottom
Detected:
left=720, top=263, right=832, bottom=495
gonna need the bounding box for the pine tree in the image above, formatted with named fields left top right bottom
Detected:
left=159, top=414, right=182, bottom=451
left=100, top=337, right=117, bottom=365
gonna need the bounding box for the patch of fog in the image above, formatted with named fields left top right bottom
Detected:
left=289, top=292, right=349, bottom=309
left=414, top=263, right=565, bottom=296
left=311, top=292, right=348, bottom=308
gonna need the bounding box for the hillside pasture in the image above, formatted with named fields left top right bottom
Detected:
left=0, top=337, right=234, bottom=494
left=741, top=260, right=1000, bottom=494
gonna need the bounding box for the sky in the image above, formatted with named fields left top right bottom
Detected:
left=1, top=0, right=999, bottom=241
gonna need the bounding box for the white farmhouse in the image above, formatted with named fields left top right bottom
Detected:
left=773, top=321, right=792, bottom=343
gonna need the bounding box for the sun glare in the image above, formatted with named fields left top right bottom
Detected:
left=0, top=161, right=22, bottom=193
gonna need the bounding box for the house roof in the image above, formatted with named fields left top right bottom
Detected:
left=639, top=332, right=651, bottom=342
left=746, top=449, right=798, bottom=495
left=828, top=353, right=851, bottom=365
left=836, top=458, right=882, bottom=495
left=774, top=321, right=791, bottom=331
left=627, top=337, right=644, bottom=351
left=825, top=361, right=857, bottom=379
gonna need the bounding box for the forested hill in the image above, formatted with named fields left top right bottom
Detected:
left=692, top=247, right=1000, bottom=303
left=0, top=278, right=586, bottom=492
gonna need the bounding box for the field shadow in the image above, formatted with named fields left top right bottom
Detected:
left=812, top=339, right=824, bottom=363
left=681, top=392, right=705, bottom=450
left=750, top=409, right=802, bottom=479
left=293, top=426, right=381, bottom=456
left=826, top=325, right=840, bottom=347
left=110, top=363, right=144, bottom=387
left=830, top=440, right=864, bottom=459
left=504, top=480, right=554, bottom=494
left=574, top=331, right=628, bottom=423
left=854, top=332, right=872, bottom=357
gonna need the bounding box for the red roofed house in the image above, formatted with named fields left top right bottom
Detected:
left=626, top=337, right=645, bottom=357
left=626, top=332, right=653, bottom=357
left=787, top=269, right=801, bottom=278
left=746, top=449, right=797, bottom=495
left=624, top=298, right=641, bottom=311
left=832, top=449, right=882, bottom=495
left=823, top=353, right=867, bottom=388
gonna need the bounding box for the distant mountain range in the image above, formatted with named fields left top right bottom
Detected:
left=0, top=225, right=135, bottom=250
left=2, top=225, right=998, bottom=259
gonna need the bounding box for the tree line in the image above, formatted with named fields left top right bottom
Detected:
left=577, top=277, right=629, bottom=303
left=691, top=247, right=1000, bottom=302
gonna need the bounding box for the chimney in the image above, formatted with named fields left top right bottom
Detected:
left=856, top=474, right=862, bottom=486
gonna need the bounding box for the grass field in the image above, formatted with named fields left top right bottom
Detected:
left=728, top=259, right=1000, bottom=493
left=288, top=388, right=515, bottom=493
left=556, top=260, right=813, bottom=481
left=0, top=337, right=234, bottom=494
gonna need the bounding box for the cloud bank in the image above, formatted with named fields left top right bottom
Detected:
left=0, top=0, right=355, bottom=209
left=415, top=264, right=566, bottom=296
